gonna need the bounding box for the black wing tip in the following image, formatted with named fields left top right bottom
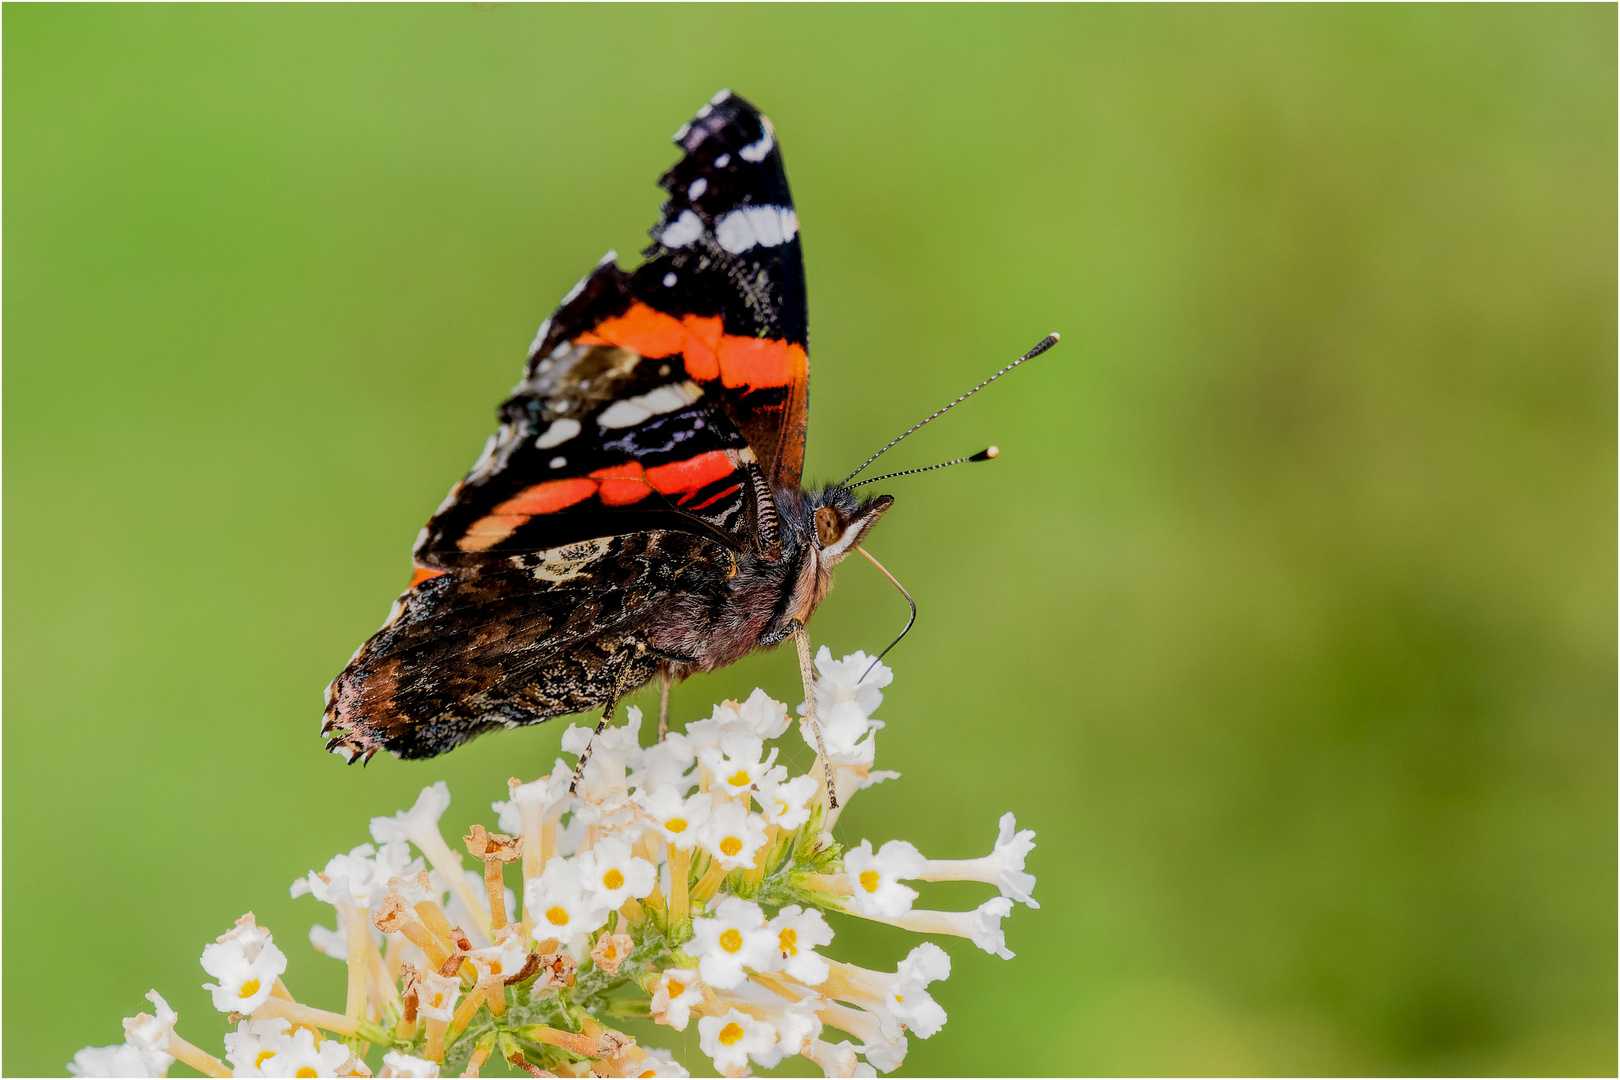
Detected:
left=672, top=89, right=766, bottom=151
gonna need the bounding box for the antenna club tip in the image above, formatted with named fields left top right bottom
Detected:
left=969, top=446, right=1000, bottom=462
left=1048, top=331, right=1061, bottom=342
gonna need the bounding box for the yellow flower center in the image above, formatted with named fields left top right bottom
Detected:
left=719, top=1021, right=745, bottom=1046
left=666, top=817, right=688, bottom=833
left=719, top=928, right=743, bottom=953
left=603, top=868, right=625, bottom=890
left=859, top=869, right=881, bottom=893
left=546, top=905, right=570, bottom=926
left=896, top=994, right=905, bottom=1003
left=668, top=979, right=686, bottom=996
left=720, top=836, right=743, bottom=857
left=640, top=1072, right=658, bottom=1078
left=297, top=1068, right=319, bottom=1078
left=237, top=978, right=260, bottom=999
left=727, top=769, right=751, bottom=787
left=489, top=960, right=503, bottom=974
left=256, top=1051, right=275, bottom=1068
left=779, top=928, right=798, bottom=956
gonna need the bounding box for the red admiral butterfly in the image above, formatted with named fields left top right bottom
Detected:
left=322, top=91, right=1056, bottom=800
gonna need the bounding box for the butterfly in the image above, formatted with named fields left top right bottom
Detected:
left=321, top=90, right=1055, bottom=791
left=321, top=90, right=889, bottom=772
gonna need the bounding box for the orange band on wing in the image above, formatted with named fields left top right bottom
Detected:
left=646, top=450, right=737, bottom=496
left=495, top=478, right=597, bottom=516
left=408, top=566, right=448, bottom=587
left=716, top=335, right=807, bottom=390
left=458, top=450, right=741, bottom=551
left=589, top=461, right=652, bottom=506
left=580, top=302, right=804, bottom=391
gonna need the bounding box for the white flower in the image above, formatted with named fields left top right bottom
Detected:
left=697, top=1007, right=778, bottom=1076
left=370, top=782, right=486, bottom=933
left=755, top=772, right=818, bottom=830
left=771, top=995, right=825, bottom=1058
left=698, top=729, right=780, bottom=796
left=730, top=687, right=791, bottom=739
left=843, top=840, right=923, bottom=918
left=808, top=647, right=892, bottom=716
left=635, top=787, right=711, bottom=849
left=201, top=922, right=287, bottom=1013
left=649, top=968, right=704, bottom=1031
left=523, top=856, right=612, bottom=940
left=224, top=1016, right=292, bottom=1076
left=886, top=943, right=950, bottom=1038
left=578, top=835, right=657, bottom=907
left=493, top=760, right=573, bottom=837
left=291, top=839, right=421, bottom=912
left=468, top=925, right=529, bottom=984
left=803, top=699, right=878, bottom=767
left=915, top=812, right=1038, bottom=908
left=630, top=734, right=697, bottom=795
left=68, top=1042, right=168, bottom=1078
left=625, top=1055, right=690, bottom=1079
left=122, top=990, right=176, bottom=1057
left=767, top=905, right=834, bottom=984
left=562, top=709, right=643, bottom=805
left=805, top=1038, right=861, bottom=1079
left=696, top=800, right=769, bottom=871
left=369, top=781, right=452, bottom=849
left=415, top=969, right=460, bottom=1022
left=879, top=897, right=1016, bottom=959
left=689, top=896, right=777, bottom=989
left=255, top=1025, right=352, bottom=1077
left=380, top=1049, right=441, bottom=1077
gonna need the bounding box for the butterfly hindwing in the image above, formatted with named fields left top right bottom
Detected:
left=325, top=530, right=724, bottom=761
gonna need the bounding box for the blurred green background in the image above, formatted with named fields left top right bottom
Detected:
left=6, top=5, right=1614, bottom=1076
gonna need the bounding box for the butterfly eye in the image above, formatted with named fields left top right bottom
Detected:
left=814, top=506, right=845, bottom=548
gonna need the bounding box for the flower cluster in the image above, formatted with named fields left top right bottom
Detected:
left=71, top=650, right=1038, bottom=1077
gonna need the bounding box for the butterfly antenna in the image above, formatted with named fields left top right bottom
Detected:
left=847, top=446, right=999, bottom=489
left=839, top=332, right=1060, bottom=488
left=856, top=545, right=916, bottom=681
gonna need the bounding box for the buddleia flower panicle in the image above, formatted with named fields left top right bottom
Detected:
left=73, top=651, right=1038, bottom=1077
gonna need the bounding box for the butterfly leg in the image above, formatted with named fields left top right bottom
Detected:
left=657, top=673, right=672, bottom=742
left=569, top=700, right=615, bottom=797
left=791, top=621, right=839, bottom=810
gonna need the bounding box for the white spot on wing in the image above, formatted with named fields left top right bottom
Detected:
left=688, top=177, right=707, bottom=199
left=673, top=122, right=691, bottom=141
left=715, top=153, right=730, bottom=169
left=527, top=316, right=553, bottom=358
left=549, top=456, right=566, bottom=469
left=696, top=103, right=714, bottom=119
left=661, top=209, right=704, bottom=249
left=714, top=205, right=798, bottom=254
left=739, top=120, right=775, bottom=162
left=560, top=276, right=589, bottom=305
left=597, top=249, right=618, bottom=265
left=536, top=418, right=581, bottom=448
left=663, top=272, right=677, bottom=287
left=596, top=381, right=704, bottom=429
left=711, top=88, right=731, bottom=105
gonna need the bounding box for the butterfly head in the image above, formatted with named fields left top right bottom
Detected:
left=806, top=486, right=893, bottom=567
